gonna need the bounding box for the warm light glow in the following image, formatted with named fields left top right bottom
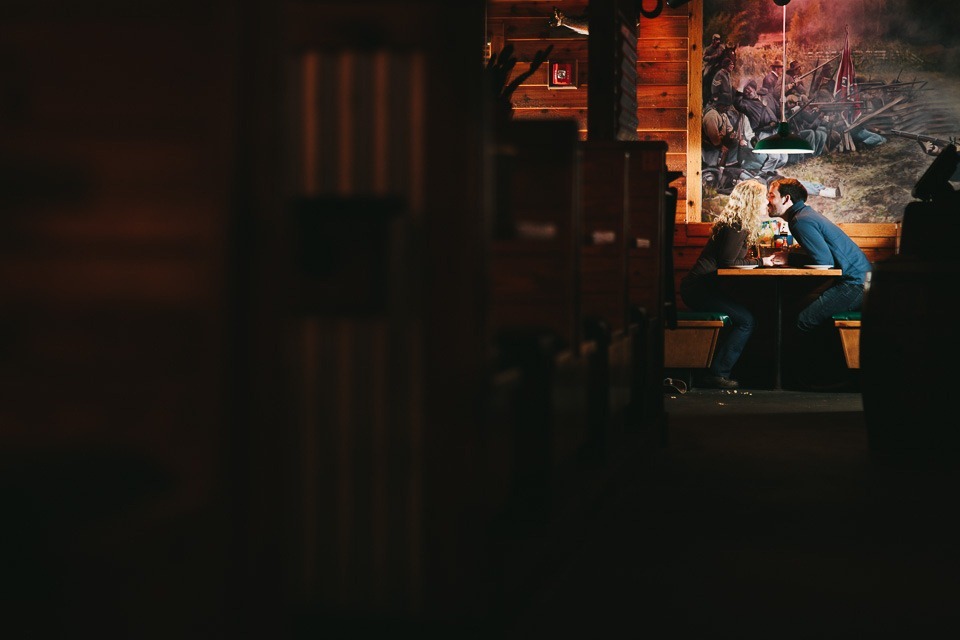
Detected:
left=753, top=2, right=814, bottom=154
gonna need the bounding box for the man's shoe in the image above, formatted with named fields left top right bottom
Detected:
left=700, top=374, right=739, bottom=389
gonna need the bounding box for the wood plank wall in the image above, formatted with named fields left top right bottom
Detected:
left=486, top=1, right=591, bottom=124
left=637, top=2, right=698, bottom=223
left=487, top=0, right=699, bottom=223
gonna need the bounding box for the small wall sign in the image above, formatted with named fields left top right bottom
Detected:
left=548, top=61, right=578, bottom=89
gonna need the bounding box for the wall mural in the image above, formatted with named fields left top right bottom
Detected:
left=701, top=0, right=960, bottom=222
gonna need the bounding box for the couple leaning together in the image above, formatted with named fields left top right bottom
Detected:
left=680, top=178, right=871, bottom=390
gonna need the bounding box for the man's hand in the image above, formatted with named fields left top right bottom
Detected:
left=761, top=250, right=789, bottom=267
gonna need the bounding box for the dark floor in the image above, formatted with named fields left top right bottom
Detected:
left=498, top=389, right=960, bottom=638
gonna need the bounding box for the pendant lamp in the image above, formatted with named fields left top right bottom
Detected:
left=753, top=0, right=814, bottom=154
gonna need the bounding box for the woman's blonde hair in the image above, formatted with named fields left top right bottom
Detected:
left=710, top=179, right=768, bottom=244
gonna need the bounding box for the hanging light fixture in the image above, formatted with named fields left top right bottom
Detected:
left=753, top=0, right=814, bottom=154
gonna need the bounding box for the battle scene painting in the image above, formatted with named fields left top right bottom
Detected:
left=701, top=0, right=960, bottom=222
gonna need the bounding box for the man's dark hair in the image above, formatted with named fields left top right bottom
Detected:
left=773, top=177, right=808, bottom=203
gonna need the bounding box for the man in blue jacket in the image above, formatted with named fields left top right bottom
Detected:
left=766, top=177, right=872, bottom=388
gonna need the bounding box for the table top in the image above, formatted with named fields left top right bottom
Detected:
left=717, top=267, right=842, bottom=277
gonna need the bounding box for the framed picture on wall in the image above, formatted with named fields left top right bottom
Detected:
left=548, top=61, right=578, bottom=89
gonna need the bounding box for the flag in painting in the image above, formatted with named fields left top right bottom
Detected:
left=833, top=29, right=861, bottom=121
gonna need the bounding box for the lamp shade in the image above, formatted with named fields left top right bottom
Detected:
left=753, top=2, right=813, bottom=155
left=753, top=122, right=814, bottom=154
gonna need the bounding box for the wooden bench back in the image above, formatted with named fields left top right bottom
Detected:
left=579, top=141, right=667, bottom=334
left=489, top=120, right=581, bottom=349
left=579, top=142, right=628, bottom=334
left=625, top=143, right=669, bottom=324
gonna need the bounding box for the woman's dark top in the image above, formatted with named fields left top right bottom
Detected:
left=680, top=224, right=758, bottom=294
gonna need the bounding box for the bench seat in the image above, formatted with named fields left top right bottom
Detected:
left=832, top=311, right=861, bottom=369
left=664, top=311, right=730, bottom=369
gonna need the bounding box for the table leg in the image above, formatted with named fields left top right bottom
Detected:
left=774, top=278, right=782, bottom=390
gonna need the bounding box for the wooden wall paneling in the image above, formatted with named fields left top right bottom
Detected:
left=507, top=62, right=549, bottom=85
left=487, top=0, right=587, bottom=18
left=635, top=107, right=687, bottom=130
left=639, top=4, right=695, bottom=224
left=665, top=152, right=687, bottom=174
left=670, top=182, right=687, bottom=212
left=509, top=39, right=588, bottom=61
left=488, top=19, right=506, bottom=64
left=499, top=17, right=571, bottom=39
left=511, top=86, right=589, bottom=108
left=638, top=129, right=686, bottom=151
left=638, top=10, right=690, bottom=38
left=637, top=60, right=688, bottom=85
left=517, top=108, right=589, bottom=130
left=686, top=1, right=703, bottom=224
left=635, top=85, right=688, bottom=108
left=492, top=3, right=590, bottom=137
left=636, top=38, right=690, bottom=61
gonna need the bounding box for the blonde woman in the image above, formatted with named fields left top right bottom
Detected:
left=679, top=180, right=783, bottom=389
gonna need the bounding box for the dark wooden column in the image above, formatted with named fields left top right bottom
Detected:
left=588, top=0, right=639, bottom=141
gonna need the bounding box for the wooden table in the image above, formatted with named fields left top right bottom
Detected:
left=717, top=267, right=842, bottom=389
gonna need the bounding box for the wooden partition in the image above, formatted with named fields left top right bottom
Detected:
left=485, top=124, right=673, bottom=612
left=490, top=119, right=582, bottom=351
left=486, top=119, right=590, bottom=612
left=579, top=141, right=633, bottom=438
left=624, top=142, right=670, bottom=430
left=488, top=119, right=594, bottom=520
left=580, top=142, right=631, bottom=334
left=579, top=140, right=669, bottom=436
